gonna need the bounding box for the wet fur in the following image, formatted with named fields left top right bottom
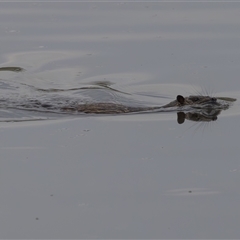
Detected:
left=61, top=95, right=234, bottom=114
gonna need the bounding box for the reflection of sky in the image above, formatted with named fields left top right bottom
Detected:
left=1, top=3, right=240, bottom=92
left=1, top=3, right=240, bottom=41
left=1, top=114, right=240, bottom=238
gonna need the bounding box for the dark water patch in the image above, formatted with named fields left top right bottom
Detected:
left=0, top=67, right=25, bottom=72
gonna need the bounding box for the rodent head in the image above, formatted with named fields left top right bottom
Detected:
left=177, top=95, right=217, bottom=106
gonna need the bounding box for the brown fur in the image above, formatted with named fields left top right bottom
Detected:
left=61, top=95, right=228, bottom=114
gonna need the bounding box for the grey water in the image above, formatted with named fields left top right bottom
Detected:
left=0, top=2, right=240, bottom=239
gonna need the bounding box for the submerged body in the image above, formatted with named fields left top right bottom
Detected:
left=62, top=95, right=235, bottom=114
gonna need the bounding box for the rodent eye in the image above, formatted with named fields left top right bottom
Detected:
left=193, top=97, right=199, bottom=102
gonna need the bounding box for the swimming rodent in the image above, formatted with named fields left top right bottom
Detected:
left=61, top=95, right=235, bottom=114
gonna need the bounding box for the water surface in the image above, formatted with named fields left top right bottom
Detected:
left=0, top=2, right=240, bottom=239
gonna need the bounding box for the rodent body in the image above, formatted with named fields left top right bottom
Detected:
left=61, top=95, right=231, bottom=114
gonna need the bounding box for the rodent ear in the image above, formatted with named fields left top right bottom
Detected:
left=177, top=95, right=185, bottom=105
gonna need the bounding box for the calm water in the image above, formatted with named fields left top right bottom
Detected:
left=0, top=2, right=240, bottom=238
